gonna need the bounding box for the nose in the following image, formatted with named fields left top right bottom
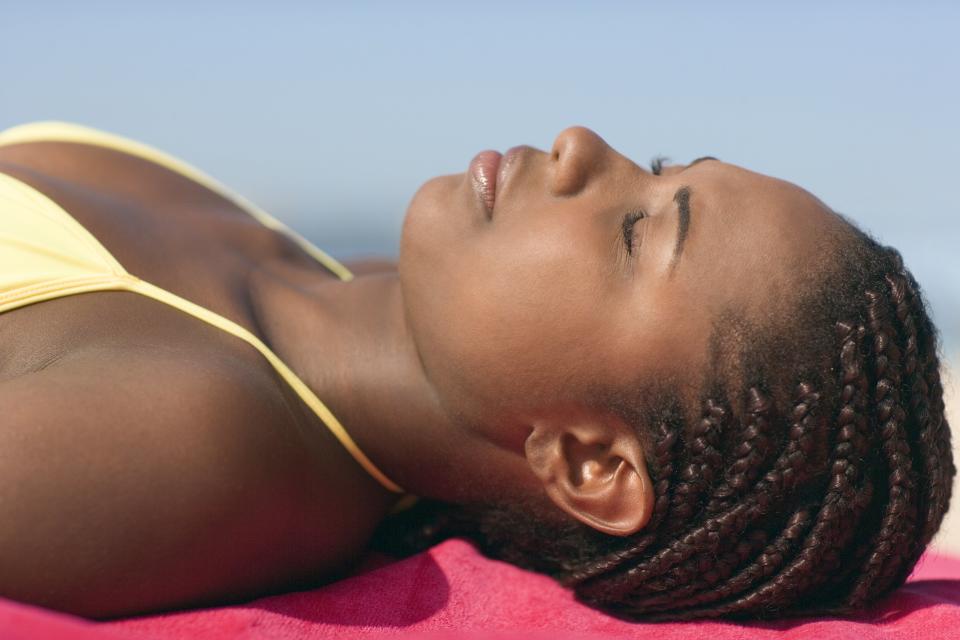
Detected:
left=549, top=126, right=610, bottom=196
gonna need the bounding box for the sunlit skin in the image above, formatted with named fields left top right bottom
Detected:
left=388, top=126, right=848, bottom=526
left=254, top=125, right=849, bottom=531
left=0, top=126, right=850, bottom=617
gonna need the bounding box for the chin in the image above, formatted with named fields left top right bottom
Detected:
left=399, top=174, right=462, bottom=287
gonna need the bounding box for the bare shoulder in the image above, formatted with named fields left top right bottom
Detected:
left=0, top=344, right=368, bottom=617
left=2, top=342, right=305, bottom=471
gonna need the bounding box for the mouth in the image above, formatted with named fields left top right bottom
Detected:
left=469, top=146, right=532, bottom=219
left=469, top=150, right=502, bottom=217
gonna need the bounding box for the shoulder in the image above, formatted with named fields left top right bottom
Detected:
left=0, top=344, right=373, bottom=616
left=0, top=342, right=310, bottom=485
left=343, top=258, right=397, bottom=276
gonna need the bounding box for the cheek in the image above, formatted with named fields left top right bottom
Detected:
left=421, top=222, right=613, bottom=411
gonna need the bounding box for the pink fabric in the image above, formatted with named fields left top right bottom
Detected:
left=1, top=540, right=958, bottom=640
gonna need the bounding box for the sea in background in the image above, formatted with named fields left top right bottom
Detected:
left=2, top=1, right=958, bottom=552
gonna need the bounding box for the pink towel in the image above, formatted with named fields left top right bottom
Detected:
left=1, top=539, right=958, bottom=639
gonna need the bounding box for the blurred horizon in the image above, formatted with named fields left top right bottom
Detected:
left=2, top=1, right=957, bottom=353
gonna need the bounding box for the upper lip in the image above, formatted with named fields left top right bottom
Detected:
left=494, top=145, right=530, bottom=213
left=469, top=145, right=533, bottom=220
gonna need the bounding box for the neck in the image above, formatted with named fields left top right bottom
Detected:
left=248, top=259, right=493, bottom=504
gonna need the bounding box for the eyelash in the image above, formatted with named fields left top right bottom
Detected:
left=627, top=154, right=682, bottom=255
left=649, top=155, right=670, bottom=176
left=622, top=210, right=645, bottom=255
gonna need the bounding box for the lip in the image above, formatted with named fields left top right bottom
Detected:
left=497, top=145, right=530, bottom=201
left=469, top=150, right=502, bottom=217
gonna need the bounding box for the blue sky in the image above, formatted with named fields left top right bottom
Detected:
left=2, top=1, right=957, bottom=351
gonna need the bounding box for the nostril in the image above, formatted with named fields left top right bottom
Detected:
left=549, top=126, right=606, bottom=196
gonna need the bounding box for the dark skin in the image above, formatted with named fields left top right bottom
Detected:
left=0, top=127, right=846, bottom=618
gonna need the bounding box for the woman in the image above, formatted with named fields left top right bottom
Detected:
left=0, top=122, right=952, bottom=621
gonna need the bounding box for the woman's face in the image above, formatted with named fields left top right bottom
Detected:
left=399, top=127, right=844, bottom=446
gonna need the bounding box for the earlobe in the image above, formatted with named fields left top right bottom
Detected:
left=524, top=415, right=654, bottom=536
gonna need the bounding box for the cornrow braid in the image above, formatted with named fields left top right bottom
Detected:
left=640, top=382, right=827, bottom=609
left=572, top=384, right=829, bottom=607
left=705, top=387, right=775, bottom=515
left=620, top=385, right=819, bottom=603
left=899, top=266, right=955, bottom=550
left=636, top=507, right=815, bottom=614
left=561, top=417, right=682, bottom=585
left=371, top=228, right=954, bottom=622
left=661, top=323, right=879, bottom=619
left=844, top=287, right=918, bottom=605
left=662, top=398, right=727, bottom=532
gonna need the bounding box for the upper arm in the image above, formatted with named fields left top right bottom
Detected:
left=0, top=346, right=321, bottom=617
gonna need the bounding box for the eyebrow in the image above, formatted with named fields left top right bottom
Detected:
left=688, top=155, right=719, bottom=168
left=665, top=157, right=716, bottom=274
left=669, top=186, right=691, bottom=275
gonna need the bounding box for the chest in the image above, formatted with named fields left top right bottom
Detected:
left=0, top=140, right=324, bottom=339
left=0, top=141, right=396, bottom=578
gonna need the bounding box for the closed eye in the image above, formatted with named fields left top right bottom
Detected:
left=622, top=210, right=646, bottom=255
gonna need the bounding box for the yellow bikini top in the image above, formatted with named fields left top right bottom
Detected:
left=0, top=121, right=404, bottom=494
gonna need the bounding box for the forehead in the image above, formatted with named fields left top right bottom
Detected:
left=677, top=162, right=844, bottom=316
left=618, top=161, right=848, bottom=386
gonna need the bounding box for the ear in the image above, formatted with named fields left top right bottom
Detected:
left=524, top=412, right=654, bottom=536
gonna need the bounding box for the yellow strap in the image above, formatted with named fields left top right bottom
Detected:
left=0, top=275, right=132, bottom=314
left=0, top=122, right=405, bottom=494
left=0, top=275, right=402, bottom=493
left=128, top=278, right=404, bottom=493
left=0, top=121, right=354, bottom=282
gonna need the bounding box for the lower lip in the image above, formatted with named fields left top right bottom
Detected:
left=469, top=150, right=502, bottom=216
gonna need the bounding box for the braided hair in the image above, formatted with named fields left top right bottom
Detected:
left=373, top=222, right=955, bottom=621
